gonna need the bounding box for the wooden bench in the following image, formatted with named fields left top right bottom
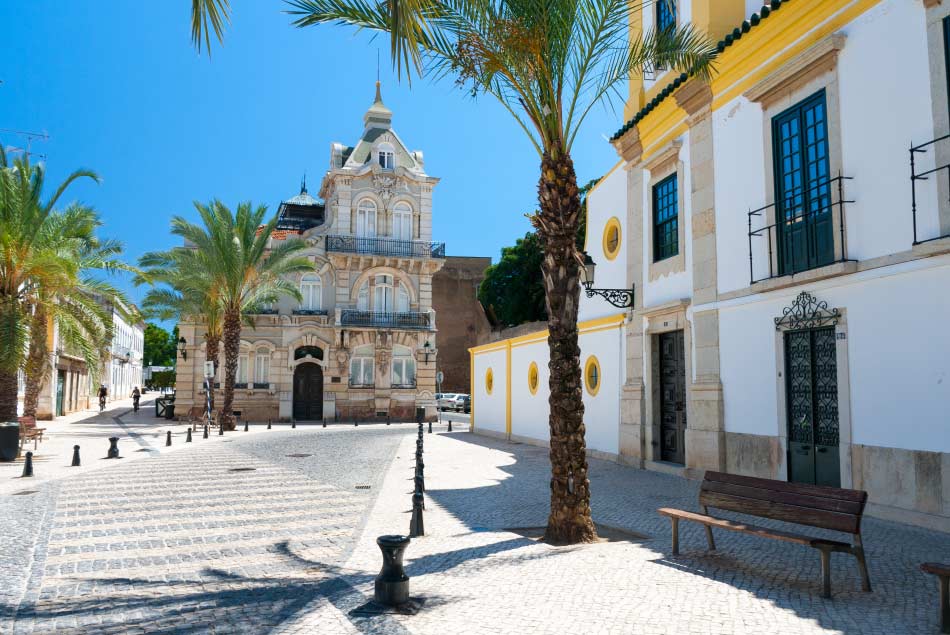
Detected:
left=17, top=416, right=46, bottom=450
left=658, top=471, right=871, bottom=598
left=921, top=562, right=950, bottom=633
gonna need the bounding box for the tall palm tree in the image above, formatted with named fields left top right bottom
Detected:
left=286, top=0, right=716, bottom=544
left=147, top=200, right=313, bottom=430
left=136, top=260, right=224, bottom=413
left=21, top=204, right=134, bottom=418
left=0, top=147, right=99, bottom=421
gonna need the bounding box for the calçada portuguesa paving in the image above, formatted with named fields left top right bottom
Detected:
left=0, top=404, right=947, bottom=634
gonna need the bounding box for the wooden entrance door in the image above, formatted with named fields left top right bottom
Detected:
left=293, top=363, right=324, bottom=420
left=659, top=330, right=686, bottom=464
left=784, top=327, right=840, bottom=487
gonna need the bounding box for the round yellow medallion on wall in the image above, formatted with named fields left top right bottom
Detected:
left=584, top=355, right=601, bottom=396
left=527, top=362, right=539, bottom=395
left=485, top=367, right=494, bottom=395
left=602, top=217, right=622, bottom=261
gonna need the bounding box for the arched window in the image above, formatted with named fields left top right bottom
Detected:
left=392, top=344, right=416, bottom=387
left=374, top=274, right=394, bottom=311
left=378, top=143, right=395, bottom=170
left=300, top=274, right=322, bottom=311
left=393, top=202, right=412, bottom=240
left=356, top=199, right=377, bottom=237
left=350, top=344, right=374, bottom=386
left=357, top=280, right=370, bottom=311
left=397, top=282, right=410, bottom=313
left=236, top=353, right=248, bottom=387
left=254, top=348, right=270, bottom=386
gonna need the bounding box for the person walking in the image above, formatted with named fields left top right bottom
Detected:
left=98, top=384, right=108, bottom=412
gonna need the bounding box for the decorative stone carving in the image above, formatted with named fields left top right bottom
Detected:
left=374, top=174, right=403, bottom=203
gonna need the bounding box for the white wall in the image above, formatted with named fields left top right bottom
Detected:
left=510, top=338, right=551, bottom=443
left=472, top=348, right=507, bottom=435
left=581, top=163, right=628, bottom=322
left=719, top=258, right=950, bottom=453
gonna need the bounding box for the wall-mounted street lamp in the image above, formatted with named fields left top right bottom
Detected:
left=178, top=337, right=187, bottom=361
left=423, top=340, right=433, bottom=364
left=580, top=252, right=635, bottom=309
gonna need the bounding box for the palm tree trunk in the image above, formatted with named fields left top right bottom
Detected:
left=204, top=332, right=219, bottom=414
left=535, top=144, right=597, bottom=545
left=0, top=370, right=19, bottom=422
left=23, top=305, right=50, bottom=418
left=219, top=310, right=240, bottom=431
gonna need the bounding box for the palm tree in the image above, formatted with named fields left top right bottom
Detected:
left=0, top=147, right=99, bottom=421
left=286, top=0, right=715, bottom=544
left=136, top=259, right=224, bottom=413
left=146, top=200, right=313, bottom=430
left=21, top=204, right=134, bottom=418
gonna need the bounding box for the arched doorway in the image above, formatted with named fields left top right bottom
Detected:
left=293, top=363, right=323, bottom=420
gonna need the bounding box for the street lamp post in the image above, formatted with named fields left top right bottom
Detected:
left=580, top=252, right=635, bottom=309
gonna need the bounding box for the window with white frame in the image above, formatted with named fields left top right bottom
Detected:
left=378, top=143, right=395, bottom=170
left=350, top=344, right=375, bottom=386
left=356, top=199, right=377, bottom=237
left=391, top=345, right=416, bottom=387
left=374, top=274, right=394, bottom=311
left=300, top=274, right=322, bottom=311
left=397, top=282, right=410, bottom=312
left=254, top=348, right=270, bottom=386
left=393, top=202, right=412, bottom=240
left=237, top=354, right=248, bottom=386
left=357, top=280, right=370, bottom=310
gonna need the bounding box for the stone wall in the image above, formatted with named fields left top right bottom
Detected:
left=431, top=256, right=491, bottom=393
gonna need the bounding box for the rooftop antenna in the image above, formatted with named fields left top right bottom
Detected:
left=0, top=128, right=49, bottom=159
left=377, top=48, right=380, bottom=83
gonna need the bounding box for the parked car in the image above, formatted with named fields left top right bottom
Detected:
left=437, top=393, right=459, bottom=410
left=455, top=395, right=471, bottom=413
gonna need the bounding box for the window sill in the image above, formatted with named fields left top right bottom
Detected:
left=747, top=260, right=858, bottom=296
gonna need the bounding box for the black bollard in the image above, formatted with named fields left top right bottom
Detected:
left=292, top=420, right=296, bottom=429
left=448, top=420, right=453, bottom=433
left=354, top=416, right=358, bottom=427
left=267, top=419, right=272, bottom=430
left=107, top=436, right=120, bottom=459
left=244, top=420, right=249, bottom=432
left=203, top=424, right=209, bottom=439
left=71, top=445, right=81, bottom=467
left=166, top=430, right=172, bottom=446
left=409, top=490, right=425, bottom=537
left=414, top=472, right=425, bottom=494
left=21, top=451, right=34, bottom=477
left=186, top=428, right=192, bottom=443
left=322, top=419, right=327, bottom=428
left=374, top=535, right=411, bottom=606
left=428, top=421, right=432, bottom=434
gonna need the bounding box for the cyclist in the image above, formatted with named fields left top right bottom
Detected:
left=131, top=386, right=141, bottom=412
left=97, top=384, right=108, bottom=412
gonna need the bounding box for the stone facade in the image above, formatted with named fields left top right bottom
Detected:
left=174, top=84, right=445, bottom=422
left=431, top=256, right=491, bottom=393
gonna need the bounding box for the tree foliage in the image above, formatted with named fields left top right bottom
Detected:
left=143, top=323, right=178, bottom=367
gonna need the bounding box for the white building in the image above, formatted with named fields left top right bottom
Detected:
left=100, top=299, right=145, bottom=402
left=472, top=0, right=950, bottom=532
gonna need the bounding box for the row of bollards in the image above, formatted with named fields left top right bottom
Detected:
left=409, top=418, right=426, bottom=537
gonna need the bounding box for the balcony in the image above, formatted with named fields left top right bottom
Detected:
left=911, top=134, right=950, bottom=245
left=747, top=175, right=855, bottom=285
left=292, top=308, right=329, bottom=316
left=340, top=310, right=431, bottom=330
left=325, top=235, right=446, bottom=259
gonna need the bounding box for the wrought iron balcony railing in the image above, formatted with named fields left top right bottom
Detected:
left=340, top=310, right=431, bottom=330
left=325, top=235, right=446, bottom=258
left=911, top=134, right=950, bottom=245
left=747, top=174, right=854, bottom=285
left=293, top=308, right=329, bottom=316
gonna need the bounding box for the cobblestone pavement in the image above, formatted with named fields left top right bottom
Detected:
left=2, top=419, right=949, bottom=634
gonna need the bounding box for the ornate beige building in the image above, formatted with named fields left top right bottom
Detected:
left=174, top=84, right=445, bottom=422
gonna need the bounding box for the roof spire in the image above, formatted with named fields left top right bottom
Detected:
left=300, top=173, right=307, bottom=194
left=375, top=80, right=382, bottom=104
left=364, top=78, right=393, bottom=129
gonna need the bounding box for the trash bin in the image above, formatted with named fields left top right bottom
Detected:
left=0, top=422, right=20, bottom=462
left=164, top=404, right=175, bottom=420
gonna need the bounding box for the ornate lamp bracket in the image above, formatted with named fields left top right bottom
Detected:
left=774, top=291, right=840, bottom=331
left=582, top=282, right=636, bottom=309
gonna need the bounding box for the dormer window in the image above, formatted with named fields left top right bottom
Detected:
left=378, top=143, right=395, bottom=170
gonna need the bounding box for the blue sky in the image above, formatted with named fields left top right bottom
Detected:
left=0, top=1, right=623, bottom=318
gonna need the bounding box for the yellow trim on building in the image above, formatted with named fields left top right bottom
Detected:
left=485, top=367, right=494, bottom=395
left=470, top=312, right=626, bottom=356
left=469, top=349, right=475, bottom=431
left=505, top=340, right=512, bottom=438
left=602, top=216, right=622, bottom=261
left=527, top=361, right=539, bottom=395
left=584, top=355, right=601, bottom=397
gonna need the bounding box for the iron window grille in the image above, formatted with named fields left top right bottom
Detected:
left=340, top=310, right=431, bottom=330
left=325, top=235, right=446, bottom=259
left=292, top=309, right=329, bottom=316
left=653, top=174, right=678, bottom=261
left=656, top=0, right=676, bottom=33
left=252, top=382, right=270, bottom=390
left=235, top=382, right=248, bottom=389
left=747, top=174, right=854, bottom=284
left=910, top=133, right=950, bottom=245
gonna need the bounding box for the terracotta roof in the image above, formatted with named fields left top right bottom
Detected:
left=610, top=0, right=790, bottom=142
left=256, top=226, right=303, bottom=240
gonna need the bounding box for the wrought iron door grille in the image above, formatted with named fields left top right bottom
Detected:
left=340, top=310, right=431, bottom=330
left=325, top=235, right=446, bottom=258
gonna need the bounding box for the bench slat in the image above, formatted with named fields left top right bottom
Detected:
left=705, top=471, right=867, bottom=505
left=658, top=508, right=850, bottom=548
left=702, top=479, right=864, bottom=516
left=700, top=489, right=862, bottom=534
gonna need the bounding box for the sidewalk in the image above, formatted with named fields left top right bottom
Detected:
left=0, top=396, right=272, bottom=496
left=277, top=430, right=950, bottom=635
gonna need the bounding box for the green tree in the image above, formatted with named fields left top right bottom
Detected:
left=0, top=147, right=101, bottom=421
left=144, top=323, right=176, bottom=367
left=142, top=200, right=313, bottom=430
left=192, top=0, right=714, bottom=543
left=479, top=232, right=546, bottom=327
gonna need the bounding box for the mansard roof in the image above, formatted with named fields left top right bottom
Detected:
left=338, top=82, right=425, bottom=174
left=276, top=178, right=325, bottom=233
